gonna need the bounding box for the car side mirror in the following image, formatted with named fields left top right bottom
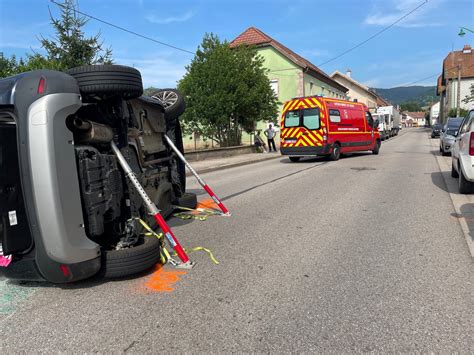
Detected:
left=374, top=119, right=379, bottom=128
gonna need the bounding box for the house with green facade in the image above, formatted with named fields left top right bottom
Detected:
left=230, top=27, right=348, bottom=135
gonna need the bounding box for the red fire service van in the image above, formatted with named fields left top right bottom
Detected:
left=280, top=96, right=381, bottom=162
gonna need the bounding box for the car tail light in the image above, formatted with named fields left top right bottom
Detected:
left=322, top=127, right=327, bottom=134
left=470, top=132, right=474, bottom=156
left=37, top=77, right=46, bottom=94
left=59, top=264, right=71, bottom=277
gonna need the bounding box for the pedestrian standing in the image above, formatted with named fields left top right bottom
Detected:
left=264, top=123, right=277, bottom=152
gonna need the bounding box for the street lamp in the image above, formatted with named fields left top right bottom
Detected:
left=458, top=27, right=474, bottom=37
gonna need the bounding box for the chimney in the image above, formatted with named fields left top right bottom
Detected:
left=463, top=45, right=472, bottom=54
left=346, top=69, right=352, bottom=78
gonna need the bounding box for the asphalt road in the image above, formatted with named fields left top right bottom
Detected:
left=1, top=128, right=473, bottom=352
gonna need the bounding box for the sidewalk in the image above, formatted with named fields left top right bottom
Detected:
left=429, top=136, right=474, bottom=258
left=185, top=151, right=281, bottom=176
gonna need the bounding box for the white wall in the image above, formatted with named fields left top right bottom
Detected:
left=448, top=78, right=474, bottom=111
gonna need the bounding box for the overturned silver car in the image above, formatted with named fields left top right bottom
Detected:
left=0, top=65, right=195, bottom=283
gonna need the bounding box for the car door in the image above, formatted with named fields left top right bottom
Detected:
left=365, top=111, right=375, bottom=148
left=453, top=112, right=473, bottom=165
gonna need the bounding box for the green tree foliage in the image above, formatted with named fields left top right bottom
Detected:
left=178, top=33, right=278, bottom=147
left=40, top=0, right=112, bottom=70
left=143, top=86, right=159, bottom=96
left=0, top=54, right=19, bottom=78
left=0, top=0, right=112, bottom=79
left=448, top=108, right=468, bottom=118
left=400, top=101, right=422, bottom=112
left=463, top=83, right=474, bottom=105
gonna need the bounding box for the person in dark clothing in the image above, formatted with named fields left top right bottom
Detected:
left=264, top=123, right=277, bottom=152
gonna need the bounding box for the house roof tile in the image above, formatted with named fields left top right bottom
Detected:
left=230, top=27, right=348, bottom=93
left=442, top=45, right=474, bottom=80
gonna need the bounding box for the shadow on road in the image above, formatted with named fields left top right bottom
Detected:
left=452, top=203, right=474, bottom=245
left=222, top=161, right=328, bottom=201
left=431, top=171, right=452, bottom=194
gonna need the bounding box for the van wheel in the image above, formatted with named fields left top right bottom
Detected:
left=451, top=162, right=459, bottom=178
left=330, top=143, right=341, bottom=161
left=458, top=167, right=473, bottom=194
left=289, top=157, right=300, bottom=162
left=372, top=140, right=380, bottom=155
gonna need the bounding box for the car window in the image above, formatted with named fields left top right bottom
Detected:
left=460, top=116, right=471, bottom=134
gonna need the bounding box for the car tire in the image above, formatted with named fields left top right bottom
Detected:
left=458, top=166, right=473, bottom=194
left=289, top=157, right=300, bottom=162
left=150, top=89, right=185, bottom=122
left=175, top=192, right=198, bottom=210
left=67, top=65, right=143, bottom=100
left=451, top=162, right=459, bottom=178
left=99, top=236, right=161, bottom=279
left=330, top=143, right=341, bottom=161
left=439, top=145, right=443, bottom=153
left=372, top=140, right=380, bottom=155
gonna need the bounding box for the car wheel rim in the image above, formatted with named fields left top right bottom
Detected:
left=152, top=91, right=178, bottom=108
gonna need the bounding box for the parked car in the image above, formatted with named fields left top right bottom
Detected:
left=451, top=110, right=474, bottom=193
left=439, top=117, right=463, bottom=155
left=0, top=65, right=196, bottom=283
left=280, top=96, right=381, bottom=162
left=431, top=123, right=443, bottom=138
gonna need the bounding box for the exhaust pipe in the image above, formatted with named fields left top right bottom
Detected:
left=72, top=118, right=114, bottom=144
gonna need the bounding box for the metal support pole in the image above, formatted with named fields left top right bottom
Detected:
left=164, top=135, right=231, bottom=216
left=110, top=141, right=194, bottom=268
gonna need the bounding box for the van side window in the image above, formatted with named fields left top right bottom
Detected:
left=329, top=109, right=340, bottom=123
left=365, top=111, right=374, bottom=127
left=303, top=108, right=320, bottom=130
left=284, top=110, right=300, bottom=127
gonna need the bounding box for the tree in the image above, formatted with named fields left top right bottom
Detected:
left=463, top=83, right=474, bottom=105
left=143, top=86, right=159, bottom=96
left=448, top=108, right=468, bottom=118
left=178, top=33, right=278, bottom=147
left=0, top=0, right=112, bottom=79
left=40, top=0, right=112, bottom=70
left=0, top=54, right=19, bottom=78
left=400, top=101, right=422, bottom=112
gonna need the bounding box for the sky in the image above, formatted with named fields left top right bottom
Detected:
left=0, top=0, right=473, bottom=89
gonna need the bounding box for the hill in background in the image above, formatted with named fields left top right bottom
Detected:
left=371, top=86, right=438, bottom=107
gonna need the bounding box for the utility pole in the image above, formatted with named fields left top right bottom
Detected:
left=456, top=64, right=462, bottom=117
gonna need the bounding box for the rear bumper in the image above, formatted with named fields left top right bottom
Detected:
left=281, top=145, right=331, bottom=156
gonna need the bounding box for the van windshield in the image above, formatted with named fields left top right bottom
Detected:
left=284, top=108, right=320, bottom=130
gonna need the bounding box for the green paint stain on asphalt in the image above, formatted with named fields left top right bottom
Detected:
left=0, top=278, right=34, bottom=315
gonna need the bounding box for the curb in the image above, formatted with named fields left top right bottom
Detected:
left=429, top=136, right=474, bottom=258
left=186, top=154, right=281, bottom=176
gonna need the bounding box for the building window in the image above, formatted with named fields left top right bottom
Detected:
left=310, top=81, right=314, bottom=95
left=270, top=79, right=279, bottom=97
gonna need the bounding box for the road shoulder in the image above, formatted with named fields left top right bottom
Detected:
left=430, top=136, right=474, bottom=258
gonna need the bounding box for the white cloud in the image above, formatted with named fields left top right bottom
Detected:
left=363, top=78, right=382, bottom=88
left=364, top=0, right=443, bottom=28
left=116, top=56, right=190, bottom=88
left=300, top=48, right=330, bottom=57
left=146, top=11, right=194, bottom=25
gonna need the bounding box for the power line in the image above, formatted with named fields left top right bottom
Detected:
left=398, top=63, right=474, bottom=87
left=317, top=0, right=428, bottom=67
left=50, top=0, right=195, bottom=55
